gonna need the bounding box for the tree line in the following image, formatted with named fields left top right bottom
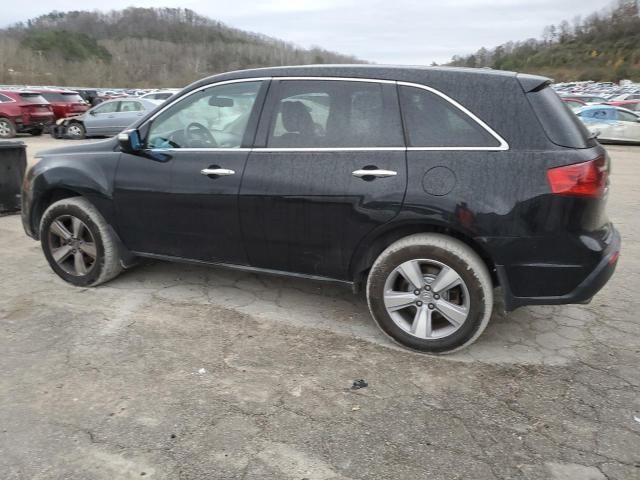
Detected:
left=448, top=0, right=640, bottom=81
left=0, top=8, right=364, bottom=88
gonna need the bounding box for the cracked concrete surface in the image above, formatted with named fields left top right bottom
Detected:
left=1, top=141, right=639, bottom=479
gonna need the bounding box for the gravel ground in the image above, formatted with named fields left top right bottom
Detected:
left=1, top=137, right=639, bottom=479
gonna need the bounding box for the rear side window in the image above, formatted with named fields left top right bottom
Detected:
left=266, top=80, right=404, bottom=148
left=398, top=85, right=501, bottom=148
left=527, top=87, right=595, bottom=149
left=119, top=101, right=143, bottom=112
left=618, top=110, right=639, bottom=122
left=0, top=93, right=13, bottom=103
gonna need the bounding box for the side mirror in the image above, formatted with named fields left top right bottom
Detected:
left=89, top=109, right=97, bottom=115
left=118, top=129, right=142, bottom=153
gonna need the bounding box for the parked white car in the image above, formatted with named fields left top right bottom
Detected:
left=576, top=105, right=640, bottom=144
left=140, top=89, right=180, bottom=102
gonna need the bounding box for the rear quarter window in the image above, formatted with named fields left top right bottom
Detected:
left=19, top=93, right=49, bottom=104
left=527, top=87, right=595, bottom=149
left=398, top=85, right=502, bottom=148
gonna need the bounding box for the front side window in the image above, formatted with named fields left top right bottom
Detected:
left=399, top=85, right=501, bottom=148
left=93, top=101, right=119, bottom=114
left=266, top=80, right=403, bottom=148
left=147, top=81, right=262, bottom=149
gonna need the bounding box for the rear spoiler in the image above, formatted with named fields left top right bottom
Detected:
left=517, top=73, right=552, bottom=93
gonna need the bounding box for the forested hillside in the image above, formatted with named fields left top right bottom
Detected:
left=449, top=0, right=640, bottom=81
left=0, top=8, right=363, bottom=87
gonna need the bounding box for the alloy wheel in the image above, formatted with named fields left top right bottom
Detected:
left=383, top=259, right=470, bottom=340
left=0, top=119, right=12, bottom=137
left=67, top=124, right=82, bottom=137
left=47, top=215, right=97, bottom=276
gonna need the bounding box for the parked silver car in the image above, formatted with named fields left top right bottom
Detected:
left=55, top=98, right=158, bottom=139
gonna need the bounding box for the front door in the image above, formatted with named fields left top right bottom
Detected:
left=239, top=79, right=407, bottom=280
left=86, top=100, right=121, bottom=136
left=115, top=79, right=268, bottom=264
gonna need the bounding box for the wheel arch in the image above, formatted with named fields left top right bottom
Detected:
left=349, top=221, right=498, bottom=292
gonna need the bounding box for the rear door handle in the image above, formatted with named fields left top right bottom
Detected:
left=201, top=168, right=235, bottom=176
left=352, top=169, right=397, bottom=178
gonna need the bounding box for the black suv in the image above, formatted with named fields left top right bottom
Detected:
left=21, top=66, right=620, bottom=353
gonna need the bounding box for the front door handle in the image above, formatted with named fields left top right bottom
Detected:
left=352, top=169, right=397, bottom=178
left=201, top=168, right=235, bottom=176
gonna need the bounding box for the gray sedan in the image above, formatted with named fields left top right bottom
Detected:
left=57, top=98, right=158, bottom=139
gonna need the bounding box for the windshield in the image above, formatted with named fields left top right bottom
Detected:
left=41, top=92, right=85, bottom=103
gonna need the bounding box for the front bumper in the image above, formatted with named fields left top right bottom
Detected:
left=497, top=227, right=621, bottom=311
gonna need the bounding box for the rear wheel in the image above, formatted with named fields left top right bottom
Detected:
left=0, top=117, right=16, bottom=138
left=40, top=197, right=122, bottom=287
left=66, top=122, right=86, bottom=139
left=366, top=233, right=493, bottom=353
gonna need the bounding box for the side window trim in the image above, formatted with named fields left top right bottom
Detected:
left=140, top=76, right=509, bottom=152
left=397, top=81, right=509, bottom=151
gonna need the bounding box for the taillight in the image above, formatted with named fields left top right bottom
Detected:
left=547, top=156, right=608, bottom=198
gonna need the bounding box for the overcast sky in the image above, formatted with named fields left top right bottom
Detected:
left=3, top=0, right=612, bottom=64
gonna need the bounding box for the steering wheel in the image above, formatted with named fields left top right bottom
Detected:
left=184, top=122, right=217, bottom=147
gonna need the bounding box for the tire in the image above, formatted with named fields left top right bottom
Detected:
left=0, top=117, right=16, bottom=138
left=366, top=233, right=493, bottom=353
left=39, top=197, right=123, bottom=287
left=66, top=122, right=86, bottom=139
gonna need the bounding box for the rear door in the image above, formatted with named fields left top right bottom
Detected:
left=111, top=100, right=145, bottom=134
left=238, top=78, right=407, bottom=280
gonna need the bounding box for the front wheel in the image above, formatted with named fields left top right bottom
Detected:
left=66, top=122, right=86, bottom=139
left=40, top=197, right=123, bottom=287
left=0, top=117, right=16, bottom=138
left=366, top=233, right=493, bottom=353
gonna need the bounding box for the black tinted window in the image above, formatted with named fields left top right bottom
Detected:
left=399, top=85, right=500, bottom=148
left=528, top=87, right=595, bottom=149
left=266, top=80, right=403, bottom=148
left=41, top=92, right=84, bottom=103
left=19, top=93, right=48, bottom=104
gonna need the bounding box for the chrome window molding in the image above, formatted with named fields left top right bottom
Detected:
left=144, top=75, right=510, bottom=152
left=397, top=80, right=509, bottom=151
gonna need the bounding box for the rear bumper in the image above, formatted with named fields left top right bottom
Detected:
left=497, top=227, right=621, bottom=311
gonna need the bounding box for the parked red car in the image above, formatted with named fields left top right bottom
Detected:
left=606, top=99, right=640, bottom=112
left=0, top=90, right=54, bottom=138
left=34, top=89, right=89, bottom=120
left=561, top=97, right=586, bottom=110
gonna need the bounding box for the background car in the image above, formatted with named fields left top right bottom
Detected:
left=560, top=94, right=608, bottom=105
left=140, top=89, right=180, bottom=102
left=54, top=98, right=158, bottom=139
left=605, top=99, right=640, bottom=112
left=612, top=93, right=640, bottom=101
left=561, top=98, right=586, bottom=111
left=35, top=89, right=89, bottom=120
left=576, top=105, right=640, bottom=144
left=0, top=89, right=54, bottom=138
